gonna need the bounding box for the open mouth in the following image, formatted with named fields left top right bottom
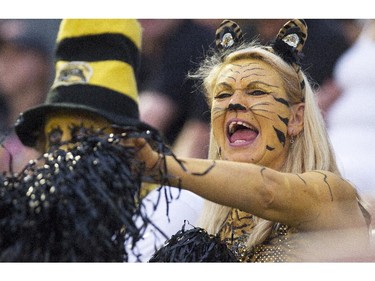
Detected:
left=227, top=120, right=259, bottom=145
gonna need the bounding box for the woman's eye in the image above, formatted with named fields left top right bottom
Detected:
left=215, top=92, right=231, bottom=99
left=249, top=90, right=267, bottom=96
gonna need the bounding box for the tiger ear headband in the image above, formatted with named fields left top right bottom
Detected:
left=215, top=19, right=308, bottom=101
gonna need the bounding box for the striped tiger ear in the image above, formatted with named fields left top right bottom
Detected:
left=270, top=19, right=308, bottom=65
left=215, top=20, right=244, bottom=51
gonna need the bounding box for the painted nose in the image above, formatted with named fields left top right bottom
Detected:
left=228, top=92, right=248, bottom=111
left=228, top=103, right=247, bottom=111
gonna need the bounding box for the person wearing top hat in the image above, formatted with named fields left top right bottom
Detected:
left=0, top=19, right=190, bottom=262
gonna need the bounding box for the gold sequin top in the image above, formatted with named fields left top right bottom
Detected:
left=218, top=208, right=299, bottom=262
left=218, top=205, right=372, bottom=262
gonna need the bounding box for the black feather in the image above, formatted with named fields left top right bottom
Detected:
left=149, top=222, right=239, bottom=262
left=0, top=126, right=173, bottom=262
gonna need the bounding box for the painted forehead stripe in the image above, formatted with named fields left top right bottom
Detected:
left=228, top=63, right=267, bottom=74
left=219, top=66, right=263, bottom=80
left=221, top=64, right=282, bottom=90
left=240, top=74, right=265, bottom=81
left=231, top=62, right=259, bottom=68
left=217, top=80, right=281, bottom=93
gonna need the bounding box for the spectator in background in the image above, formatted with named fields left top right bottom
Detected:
left=138, top=19, right=212, bottom=158
left=0, top=19, right=59, bottom=173
left=337, top=19, right=363, bottom=46
left=326, top=20, right=375, bottom=239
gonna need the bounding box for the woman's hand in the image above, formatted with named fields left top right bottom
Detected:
left=131, top=138, right=162, bottom=174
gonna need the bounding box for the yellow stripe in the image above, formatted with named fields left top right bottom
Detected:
left=56, top=19, right=142, bottom=50
left=53, top=60, right=139, bottom=103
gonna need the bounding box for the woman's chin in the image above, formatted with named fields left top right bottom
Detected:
left=224, top=152, right=259, bottom=164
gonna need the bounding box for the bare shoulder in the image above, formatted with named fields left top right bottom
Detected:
left=295, top=170, right=366, bottom=230
left=294, top=170, right=358, bottom=202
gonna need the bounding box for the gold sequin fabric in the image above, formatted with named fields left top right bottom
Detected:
left=219, top=209, right=299, bottom=262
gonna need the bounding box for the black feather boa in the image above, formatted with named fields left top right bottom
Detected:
left=0, top=126, right=173, bottom=262
left=149, top=222, right=238, bottom=262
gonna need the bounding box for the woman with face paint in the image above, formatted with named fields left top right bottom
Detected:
left=133, top=19, right=373, bottom=262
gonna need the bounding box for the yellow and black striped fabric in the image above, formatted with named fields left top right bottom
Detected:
left=15, top=19, right=152, bottom=147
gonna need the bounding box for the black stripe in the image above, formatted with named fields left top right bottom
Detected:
left=47, top=84, right=139, bottom=121
left=273, top=96, right=290, bottom=107
left=278, top=115, right=289, bottom=126
left=273, top=126, right=286, bottom=147
left=56, top=33, right=140, bottom=72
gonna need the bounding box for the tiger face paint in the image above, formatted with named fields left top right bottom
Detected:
left=211, top=58, right=303, bottom=169
left=43, top=111, right=112, bottom=151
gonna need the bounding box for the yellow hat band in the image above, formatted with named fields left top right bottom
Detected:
left=52, top=60, right=138, bottom=103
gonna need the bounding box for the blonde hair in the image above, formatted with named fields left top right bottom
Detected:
left=191, top=41, right=341, bottom=249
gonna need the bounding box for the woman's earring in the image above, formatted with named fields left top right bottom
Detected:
left=290, top=135, right=295, bottom=144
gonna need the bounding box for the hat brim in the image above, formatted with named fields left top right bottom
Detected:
left=15, top=103, right=155, bottom=148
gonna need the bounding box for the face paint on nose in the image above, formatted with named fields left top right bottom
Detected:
left=228, top=103, right=247, bottom=111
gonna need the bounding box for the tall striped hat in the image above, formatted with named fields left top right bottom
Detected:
left=15, top=19, right=150, bottom=147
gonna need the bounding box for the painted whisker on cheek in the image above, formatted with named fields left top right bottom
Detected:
left=249, top=102, right=272, bottom=108
left=212, top=106, right=227, bottom=120
left=249, top=102, right=273, bottom=120
left=251, top=111, right=273, bottom=121
left=249, top=105, right=274, bottom=121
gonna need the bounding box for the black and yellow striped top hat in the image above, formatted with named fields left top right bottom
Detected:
left=15, top=19, right=150, bottom=147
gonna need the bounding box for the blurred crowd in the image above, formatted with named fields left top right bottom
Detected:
left=0, top=18, right=374, bottom=258
left=0, top=19, right=60, bottom=172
